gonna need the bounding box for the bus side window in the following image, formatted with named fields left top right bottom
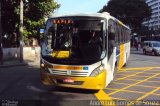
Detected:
left=108, top=25, right=115, bottom=58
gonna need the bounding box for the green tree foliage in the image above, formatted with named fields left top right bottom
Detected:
left=2, top=0, right=59, bottom=47
left=1, top=0, right=19, bottom=47
left=2, top=0, right=19, bottom=36
left=99, top=0, right=152, bottom=33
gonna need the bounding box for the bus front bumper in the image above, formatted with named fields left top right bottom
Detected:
left=40, top=70, right=106, bottom=90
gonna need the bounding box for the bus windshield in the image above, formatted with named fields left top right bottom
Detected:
left=42, top=17, right=105, bottom=65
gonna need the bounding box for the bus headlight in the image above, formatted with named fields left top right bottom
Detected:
left=40, top=63, right=45, bottom=68
left=40, top=59, right=50, bottom=73
left=90, top=65, right=105, bottom=77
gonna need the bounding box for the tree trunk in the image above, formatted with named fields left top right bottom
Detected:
left=0, top=0, right=3, bottom=65
left=19, top=0, right=23, bottom=62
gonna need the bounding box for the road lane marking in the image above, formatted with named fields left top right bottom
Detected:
left=117, top=74, right=149, bottom=78
left=152, top=93, right=160, bottom=96
left=136, top=73, right=160, bottom=100
left=118, top=67, right=160, bottom=71
left=116, top=68, right=152, bottom=81
left=112, top=82, right=158, bottom=89
left=145, top=70, right=160, bottom=72
left=127, top=78, right=160, bottom=83
left=105, top=87, right=145, bottom=94
left=109, top=73, right=160, bottom=95
left=106, top=87, right=160, bottom=96
left=118, top=67, right=148, bottom=71
left=129, top=87, right=160, bottom=106
left=95, top=67, right=160, bottom=106
left=132, top=75, right=155, bottom=78
left=95, top=90, right=116, bottom=106
left=124, top=78, right=151, bottom=82
left=114, top=79, right=160, bottom=86
left=105, top=87, right=160, bottom=96
left=112, top=97, right=127, bottom=100
left=108, top=73, right=160, bottom=96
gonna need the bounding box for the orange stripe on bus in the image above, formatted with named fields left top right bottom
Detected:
left=119, top=44, right=125, bottom=69
left=53, top=65, right=83, bottom=70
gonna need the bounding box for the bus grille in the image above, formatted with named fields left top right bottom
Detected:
left=50, top=69, right=89, bottom=77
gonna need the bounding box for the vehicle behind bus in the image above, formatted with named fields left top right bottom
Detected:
left=143, top=41, right=160, bottom=56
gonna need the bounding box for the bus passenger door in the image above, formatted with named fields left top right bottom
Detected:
left=107, top=20, right=117, bottom=83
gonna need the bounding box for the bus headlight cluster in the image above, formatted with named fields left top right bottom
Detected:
left=40, top=59, right=50, bottom=73
left=40, top=63, right=45, bottom=68
left=90, top=65, right=104, bottom=77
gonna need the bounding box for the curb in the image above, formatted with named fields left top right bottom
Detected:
left=0, top=62, right=28, bottom=68
left=131, top=48, right=143, bottom=54
left=131, top=51, right=143, bottom=54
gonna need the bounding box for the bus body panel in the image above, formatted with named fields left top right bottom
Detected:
left=119, top=44, right=125, bottom=69
left=106, top=47, right=116, bottom=85
left=40, top=67, right=106, bottom=90
left=116, top=42, right=130, bottom=70
left=40, top=12, right=131, bottom=90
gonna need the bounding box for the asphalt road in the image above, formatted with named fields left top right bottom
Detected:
left=0, top=51, right=160, bottom=106
left=99, top=51, right=160, bottom=106
left=0, top=64, right=97, bottom=106
left=127, top=50, right=160, bottom=67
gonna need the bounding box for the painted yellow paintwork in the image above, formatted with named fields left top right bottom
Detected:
left=118, top=44, right=125, bottom=69
left=53, top=65, right=83, bottom=71
left=40, top=68, right=106, bottom=90
left=52, top=51, right=69, bottom=58
left=95, top=90, right=116, bottom=106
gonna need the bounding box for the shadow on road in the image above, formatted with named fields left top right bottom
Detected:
left=0, top=64, right=96, bottom=106
left=54, top=86, right=99, bottom=93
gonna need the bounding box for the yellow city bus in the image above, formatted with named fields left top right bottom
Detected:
left=40, top=12, right=131, bottom=90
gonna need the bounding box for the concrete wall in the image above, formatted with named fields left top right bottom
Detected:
left=3, top=47, right=40, bottom=61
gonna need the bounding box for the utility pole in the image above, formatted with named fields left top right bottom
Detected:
left=19, top=0, right=23, bottom=62
left=0, top=0, right=3, bottom=65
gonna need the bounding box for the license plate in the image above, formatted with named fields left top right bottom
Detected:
left=63, top=78, right=74, bottom=83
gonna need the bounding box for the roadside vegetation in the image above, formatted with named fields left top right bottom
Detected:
left=1, top=0, right=60, bottom=47
left=99, top=0, right=152, bottom=36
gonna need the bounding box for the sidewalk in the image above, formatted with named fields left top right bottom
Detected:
left=131, top=47, right=143, bottom=54
left=0, top=59, right=28, bottom=68
left=0, top=58, right=40, bottom=68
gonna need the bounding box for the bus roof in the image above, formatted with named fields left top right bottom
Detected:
left=51, top=12, right=109, bottom=18
left=49, top=12, right=130, bottom=30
